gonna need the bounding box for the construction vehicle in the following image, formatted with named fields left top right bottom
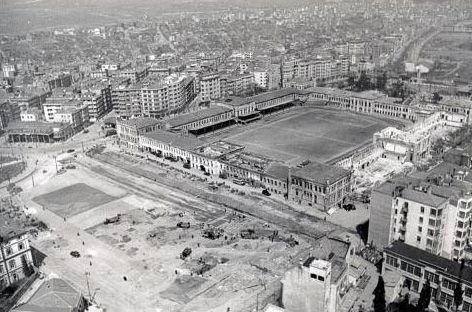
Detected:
left=180, top=247, right=192, bottom=260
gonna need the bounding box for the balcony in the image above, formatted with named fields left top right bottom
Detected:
left=401, top=205, right=409, bottom=213
left=400, top=216, right=408, bottom=223
left=400, top=225, right=406, bottom=232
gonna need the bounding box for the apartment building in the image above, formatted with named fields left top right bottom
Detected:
left=0, top=222, right=34, bottom=290
left=82, top=90, right=105, bottom=122
left=43, top=98, right=90, bottom=130
left=369, top=165, right=472, bottom=260
left=200, top=73, right=221, bottom=101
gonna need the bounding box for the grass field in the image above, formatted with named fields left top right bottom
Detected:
left=222, top=108, right=396, bottom=165
left=33, top=183, right=117, bottom=218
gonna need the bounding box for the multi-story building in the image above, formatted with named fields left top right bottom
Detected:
left=369, top=165, right=472, bottom=261
left=289, top=162, right=353, bottom=212
left=383, top=241, right=472, bottom=311
left=282, top=236, right=352, bottom=312
left=112, top=75, right=196, bottom=119
left=53, top=106, right=90, bottom=130
left=0, top=222, right=34, bottom=290
left=200, top=73, right=221, bottom=102
left=20, top=108, right=42, bottom=122
left=116, top=117, right=160, bottom=150
left=82, top=90, right=105, bottom=122
left=254, top=70, right=269, bottom=89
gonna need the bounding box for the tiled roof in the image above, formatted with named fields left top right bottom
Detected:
left=0, top=219, right=27, bottom=241
left=12, top=278, right=82, bottom=312
left=400, top=188, right=448, bottom=208
left=291, top=162, right=351, bottom=185
left=264, top=162, right=290, bottom=181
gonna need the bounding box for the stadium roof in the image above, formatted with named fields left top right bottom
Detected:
left=166, top=106, right=232, bottom=128
left=142, top=130, right=204, bottom=150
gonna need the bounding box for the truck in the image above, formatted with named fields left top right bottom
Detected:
left=104, top=214, right=121, bottom=224
left=180, top=247, right=192, bottom=260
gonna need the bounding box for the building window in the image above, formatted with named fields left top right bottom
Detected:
left=318, top=275, right=325, bottom=281
left=424, top=271, right=440, bottom=284
left=417, top=236, right=421, bottom=243
left=18, top=243, right=24, bottom=251
left=6, top=247, right=12, bottom=256
left=0, top=265, right=3, bottom=274
left=465, top=287, right=472, bottom=298
left=418, top=226, right=422, bottom=233
left=386, top=255, right=398, bottom=267
left=442, top=278, right=457, bottom=291
left=421, top=206, right=425, bottom=213
left=9, top=260, right=16, bottom=269
left=400, top=261, right=421, bottom=277
left=419, top=217, right=424, bottom=224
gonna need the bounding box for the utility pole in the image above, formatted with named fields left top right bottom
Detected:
left=85, top=271, right=92, bottom=301
left=31, top=174, right=34, bottom=187
left=82, top=141, right=85, bottom=153
left=54, top=156, right=58, bottom=173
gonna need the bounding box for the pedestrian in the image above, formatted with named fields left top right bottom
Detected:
left=123, top=276, right=127, bottom=281
left=64, top=217, right=66, bottom=222
left=82, top=241, right=85, bottom=246
left=77, top=232, right=80, bottom=236
left=89, top=261, right=92, bottom=266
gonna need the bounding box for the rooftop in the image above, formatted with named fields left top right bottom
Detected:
left=385, top=241, right=472, bottom=285
left=12, top=278, right=82, bottom=312
left=117, top=117, right=159, bottom=130
left=142, top=130, right=204, bottom=150
left=0, top=219, right=28, bottom=241
left=401, top=188, right=448, bottom=208
left=264, top=162, right=290, bottom=181
left=291, top=162, right=351, bottom=185
left=7, top=121, right=66, bottom=134
left=166, top=106, right=232, bottom=128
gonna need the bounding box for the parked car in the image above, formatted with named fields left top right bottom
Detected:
left=262, top=189, right=271, bottom=196
left=177, top=222, right=191, bottom=228
left=66, top=164, right=76, bottom=169
left=343, top=203, right=356, bottom=211
left=70, top=251, right=81, bottom=258
left=204, top=171, right=210, bottom=176
left=83, top=129, right=89, bottom=134
left=67, top=149, right=75, bottom=153
left=183, top=163, right=191, bottom=169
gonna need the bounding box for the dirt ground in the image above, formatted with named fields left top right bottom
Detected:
left=20, top=153, right=315, bottom=312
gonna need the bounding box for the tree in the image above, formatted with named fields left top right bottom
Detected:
left=376, top=71, right=388, bottom=91
left=454, top=281, right=463, bottom=312
left=417, top=279, right=432, bottom=312
left=21, top=255, right=33, bottom=277
left=347, top=76, right=356, bottom=90
left=432, top=92, right=442, bottom=104
left=373, top=276, right=386, bottom=312
left=356, top=71, right=371, bottom=91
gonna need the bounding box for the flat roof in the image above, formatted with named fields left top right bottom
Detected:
left=166, top=106, right=232, bottom=128
left=117, top=117, right=159, bottom=129
left=291, top=162, right=351, bottom=185
left=142, top=130, right=204, bottom=150
left=400, top=188, right=448, bottom=208
left=385, top=241, right=472, bottom=285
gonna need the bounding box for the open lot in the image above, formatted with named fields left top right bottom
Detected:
left=421, top=32, right=472, bottom=80
left=221, top=108, right=396, bottom=165
left=32, top=183, right=118, bottom=218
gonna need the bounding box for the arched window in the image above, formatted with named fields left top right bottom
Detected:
left=9, top=259, right=16, bottom=269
